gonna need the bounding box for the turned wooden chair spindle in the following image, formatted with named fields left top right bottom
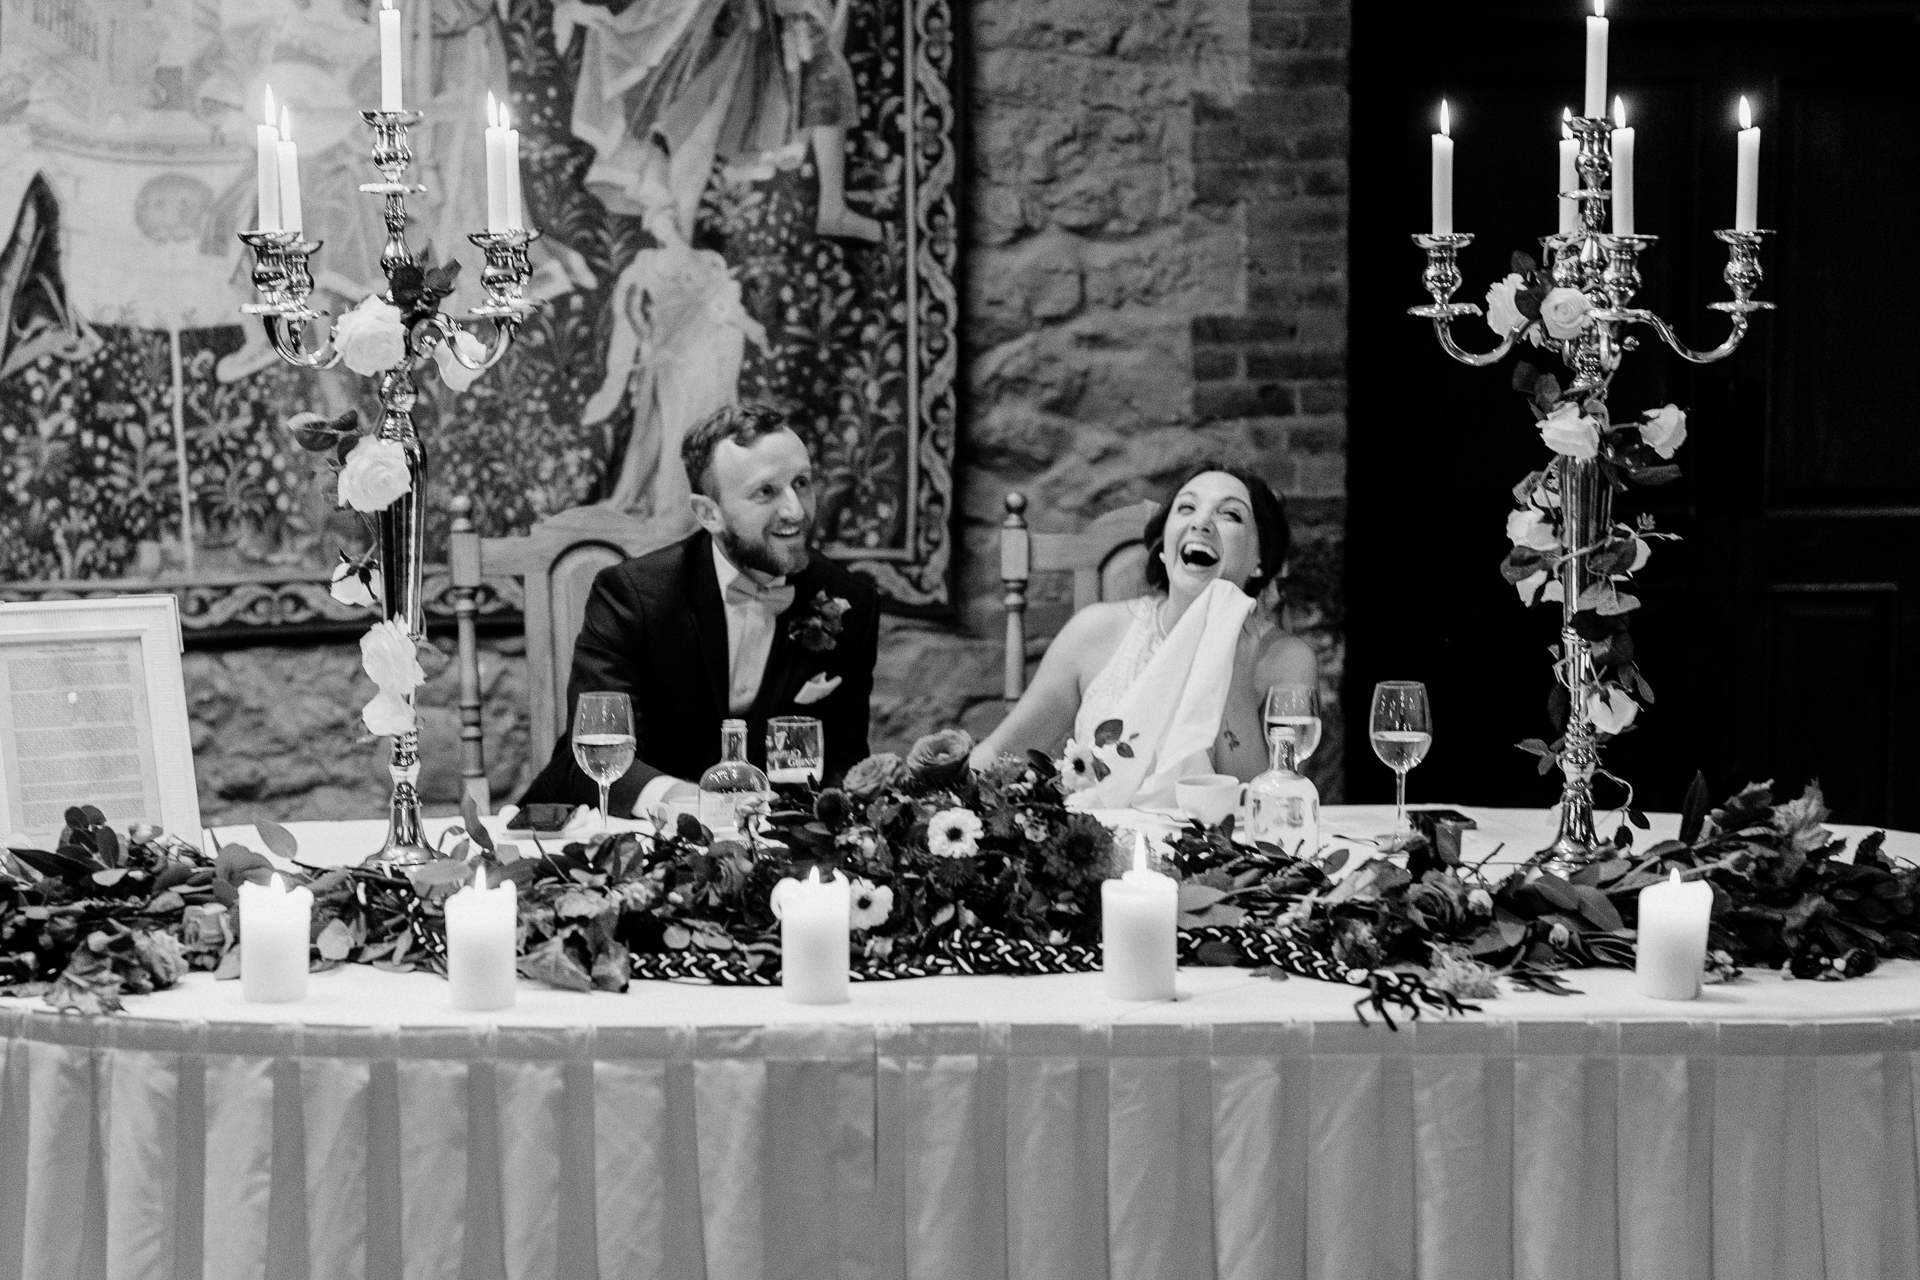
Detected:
left=999, top=492, right=1160, bottom=699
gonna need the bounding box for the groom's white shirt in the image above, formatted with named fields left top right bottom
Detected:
left=636, top=543, right=786, bottom=809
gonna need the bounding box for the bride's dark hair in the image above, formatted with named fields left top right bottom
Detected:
left=1141, top=463, right=1291, bottom=599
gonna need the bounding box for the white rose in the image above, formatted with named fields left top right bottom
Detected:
left=1629, top=536, right=1651, bottom=573
left=1539, top=402, right=1600, bottom=460
left=1485, top=273, right=1526, bottom=339
left=1539, top=287, right=1593, bottom=340
left=1506, top=508, right=1558, bottom=552
left=329, top=558, right=380, bottom=609
left=1586, top=687, right=1639, bottom=736
left=360, top=618, right=424, bottom=696
left=1639, top=403, right=1688, bottom=458
left=434, top=329, right=488, bottom=393
left=336, top=435, right=412, bottom=513
left=361, top=690, right=415, bottom=738
left=331, top=294, right=407, bottom=376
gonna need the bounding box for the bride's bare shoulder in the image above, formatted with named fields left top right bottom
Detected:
left=1251, top=626, right=1317, bottom=684
left=1063, top=598, right=1142, bottom=636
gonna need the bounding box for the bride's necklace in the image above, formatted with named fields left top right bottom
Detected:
left=1152, top=598, right=1173, bottom=643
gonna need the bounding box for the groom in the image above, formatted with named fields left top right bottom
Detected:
left=519, top=403, right=880, bottom=815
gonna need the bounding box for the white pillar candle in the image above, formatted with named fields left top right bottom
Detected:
left=484, top=93, right=509, bottom=232
left=1101, top=831, right=1177, bottom=1001
left=1635, top=868, right=1713, bottom=1000
left=276, top=107, right=303, bottom=235
left=1583, top=1, right=1609, bottom=119
left=379, top=0, right=404, bottom=112
left=255, top=85, right=281, bottom=232
left=240, top=873, right=312, bottom=1003
left=1429, top=100, right=1453, bottom=236
left=446, top=866, right=518, bottom=1012
left=503, top=103, right=525, bottom=231
left=1610, top=96, right=1634, bottom=235
left=1735, top=96, right=1760, bottom=231
left=1558, top=109, right=1578, bottom=235
left=774, top=866, right=850, bottom=1004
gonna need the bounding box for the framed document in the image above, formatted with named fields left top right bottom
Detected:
left=0, top=597, right=199, bottom=848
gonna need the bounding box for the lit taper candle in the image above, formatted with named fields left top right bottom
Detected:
left=255, top=86, right=281, bottom=232
left=1610, top=96, right=1634, bottom=235
left=1558, top=108, right=1577, bottom=235
left=1735, top=96, right=1760, bottom=232
left=276, top=106, right=303, bottom=235
left=502, top=101, right=524, bottom=231
left=485, top=93, right=509, bottom=232
left=1430, top=100, right=1454, bottom=236
left=379, top=0, right=403, bottom=112
left=1584, top=0, right=1609, bottom=119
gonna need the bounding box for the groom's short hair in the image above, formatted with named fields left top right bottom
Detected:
left=681, top=403, right=800, bottom=497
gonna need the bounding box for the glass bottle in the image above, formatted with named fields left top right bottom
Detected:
left=1244, top=728, right=1320, bottom=857
left=698, top=719, right=771, bottom=832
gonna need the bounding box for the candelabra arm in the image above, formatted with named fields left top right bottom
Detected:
left=419, top=313, right=517, bottom=372
left=263, top=313, right=341, bottom=370
left=1598, top=307, right=1754, bottom=365
left=1431, top=317, right=1524, bottom=367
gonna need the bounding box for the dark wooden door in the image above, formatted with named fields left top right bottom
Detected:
left=1348, top=1, right=1920, bottom=827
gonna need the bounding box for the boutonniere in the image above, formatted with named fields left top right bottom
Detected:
left=790, top=591, right=851, bottom=652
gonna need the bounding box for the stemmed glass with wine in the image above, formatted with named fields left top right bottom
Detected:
left=1369, top=681, right=1432, bottom=843
left=572, top=692, right=635, bottom=833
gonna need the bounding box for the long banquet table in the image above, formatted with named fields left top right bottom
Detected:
left=3, top=805, right=1918, bottom=1280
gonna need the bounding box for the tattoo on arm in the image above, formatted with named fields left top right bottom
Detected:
left=1222, top=727, right=1240, bottom=750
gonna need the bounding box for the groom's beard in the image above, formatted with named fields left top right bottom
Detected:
left=717, top=522, right=812, bottom=579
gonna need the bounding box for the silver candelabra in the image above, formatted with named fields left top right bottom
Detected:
left=240, top=109, right=537, bottom=864
left=1410, top=113, right=1774, bottom=862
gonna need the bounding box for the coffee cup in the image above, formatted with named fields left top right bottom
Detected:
left=1175, top=774, right=1243, bottom=825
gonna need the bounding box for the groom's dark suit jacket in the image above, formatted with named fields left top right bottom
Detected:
left=519, top=530, right=881, bottom=814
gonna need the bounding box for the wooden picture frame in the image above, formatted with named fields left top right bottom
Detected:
left=0, top=596, right=200, bottom=847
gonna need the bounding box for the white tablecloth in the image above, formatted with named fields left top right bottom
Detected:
left=2, top=806, right=1916, bottom=1280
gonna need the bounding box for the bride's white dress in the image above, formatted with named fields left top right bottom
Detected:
left=1069, top=584, right=1266, bottom=809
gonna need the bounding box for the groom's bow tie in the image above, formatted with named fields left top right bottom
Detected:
left=725, top=574, right=795, bottom=615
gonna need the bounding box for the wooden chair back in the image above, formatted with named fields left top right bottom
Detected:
left=450, top=498, right=692, bottom=812
left=998, top=493, right=1160, bottom=699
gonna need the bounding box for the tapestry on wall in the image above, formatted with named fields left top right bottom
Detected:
left=0, top=0, right=956, bottom=609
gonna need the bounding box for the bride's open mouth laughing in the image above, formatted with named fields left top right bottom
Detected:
left=1178, top=541, right=1220, bottom=570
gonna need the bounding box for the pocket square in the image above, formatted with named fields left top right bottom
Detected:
left=795, top=674, right=842, bottom=705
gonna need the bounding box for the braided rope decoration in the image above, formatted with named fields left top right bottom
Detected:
left=619, top=925, right=1467, bottom=1026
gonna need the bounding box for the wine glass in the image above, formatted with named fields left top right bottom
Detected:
left=1262, top=684, right=1322, bottom=768
left=1369, top=681, right=1432, bottom=843
left=766, top=717, right=825, bottom=791
left=572, top=692, right=635, bottom=833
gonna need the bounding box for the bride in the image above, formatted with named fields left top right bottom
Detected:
left=969, top=465, right=1317, bottom=789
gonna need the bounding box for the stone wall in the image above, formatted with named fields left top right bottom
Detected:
left=183, top=0, right=1352, bottom=822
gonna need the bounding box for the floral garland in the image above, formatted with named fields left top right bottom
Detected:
left=1487, top=253, right=1690, bottom=786
left=1, top=737, right=1905, bottom=1016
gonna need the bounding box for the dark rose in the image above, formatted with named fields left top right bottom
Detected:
left=905, top=729, right=974, bottom=791
left=814, top=788, right=851, bottom=829
left=843, top=753, right=906, bottom=800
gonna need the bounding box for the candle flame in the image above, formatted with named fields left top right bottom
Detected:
left=475, top=865, right=488, bottom=892
left=280, top=106, right=292, bottom=141
left=382, top=0, right=394, bottom=10
left=500, top=102, right=511, bottom=131
left=1593, top=0, right=1604, bottom=16
left=1133, top=830, right=1148, bottom=875
left=487, top=90, right=497, bottom=127
left=263, top=84, right=276, bottom=128
left=1562, top=106, right=1573, bottom=140
left=1438, top=99, right=1449, bottom=138
left=1613, top=96, right=1626, bottom=129
left=1669, top=867, right=1682, bottom=885
left=1739, top=96, right=1753, bottom=130
left=269, top=872, right=286, bottom=894
left=808, top=864, right=821, bottom=884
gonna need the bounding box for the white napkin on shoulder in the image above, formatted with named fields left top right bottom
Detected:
left=1072, top=579, right=1255, bottom=812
